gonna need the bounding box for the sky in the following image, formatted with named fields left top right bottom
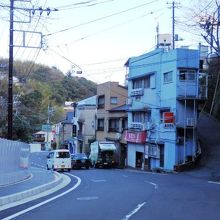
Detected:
left=0, top=0, right=212, bottom=85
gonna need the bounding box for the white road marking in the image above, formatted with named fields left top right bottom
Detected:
left=122, top=175, right=128, bottom=178
left=91, top=179, right=106, bottom=182
left=77, top=196, right=99, bottom=201
left=122, top=202, right=146, bottom=220
left=208, top=181, right=220, bottom=185
left=144, top=180, right=158, bottom=189
left=2, top=173, right=81, bottom=220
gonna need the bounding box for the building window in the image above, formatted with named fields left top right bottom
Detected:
left=143, top=76, right=150, bottom=88
left=122, top=118, right=128, bottom=130
left=133, top=79, right=142, bottom=89
left=110, top=97, right=118, bottom=105
left=97, top=119, right=104, bottom=131
left=163, top=71, right=173, bottom=83
left=108, top=118, right=119, bottom=132
left=132, top=112, right=149, bottom=123
left=179, top=69, right=196, bottom=81
left=133, top=75, right=154, bottom=89
left=98, top=95, right=105, bottom=109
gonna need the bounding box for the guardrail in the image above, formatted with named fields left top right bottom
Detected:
left=0, top=138, right=30, bottom=186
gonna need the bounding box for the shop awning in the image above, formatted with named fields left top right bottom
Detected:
left=99, top=143, right=116, bottom=151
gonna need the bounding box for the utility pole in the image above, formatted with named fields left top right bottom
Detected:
left=172, top=1, right=175, bottom=49
left=7, top=1, right=58, bottom=139
left=8, top=0, right=14, bottom=140
left=168, top=1, right=179, bottom=50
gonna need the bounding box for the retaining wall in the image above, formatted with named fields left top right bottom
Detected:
left=0, top=138, right=30, bottom=186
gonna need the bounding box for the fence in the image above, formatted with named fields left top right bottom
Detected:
left=0, top=138, right=30, bottom=186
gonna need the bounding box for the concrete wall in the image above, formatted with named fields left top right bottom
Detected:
left=0, top=138, right=30, bottom=186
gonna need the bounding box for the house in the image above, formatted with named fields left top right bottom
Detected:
left=32, top=129, right=55, bottom=151
left=55, top=96, right=97, bottom=155
left=54, top=112, right=76, bottom=153
left=124, top=47, right=208, bottom=171
left=75, top=95, right=97, bottom=154
left=96, top=81, right=128, bottom=165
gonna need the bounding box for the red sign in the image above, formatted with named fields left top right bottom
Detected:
left=124, top=130, right=147, bottom=144
left=164, top=112, right=175, bottom=123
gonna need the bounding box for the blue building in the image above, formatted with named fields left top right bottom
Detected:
left=124, top=47, right=207, bottom=171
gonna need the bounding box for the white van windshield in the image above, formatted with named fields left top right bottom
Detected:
left=56, top=152, right=70, bottom=158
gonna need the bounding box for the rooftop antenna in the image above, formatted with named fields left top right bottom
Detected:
left=156, top=23, right=159, bottom=48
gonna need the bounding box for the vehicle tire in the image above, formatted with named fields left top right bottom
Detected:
left=47, top=165, right=49, bottom=170
left=68, top=168, right=71, bottom=172
left=52, top=165, right=56, bottom=171
left=86, top=166, right=89, bottom=169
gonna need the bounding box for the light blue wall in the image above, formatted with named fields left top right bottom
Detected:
left=127, top=144, right=136, bottom=168
left=127, top=48, right=200, bottom=171
left=164, top=142, right=176, bottom=170
left=150, top=158, right=160, bottom=169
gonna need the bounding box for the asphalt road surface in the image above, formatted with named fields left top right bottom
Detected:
left=1, top=113, right=220, bottom=220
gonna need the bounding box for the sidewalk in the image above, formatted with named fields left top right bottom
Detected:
left=0, top=167, right=65, bottom=209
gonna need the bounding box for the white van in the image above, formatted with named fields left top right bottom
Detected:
left=46, top=149, right=71, bottom=172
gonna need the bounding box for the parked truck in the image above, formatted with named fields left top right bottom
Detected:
left=89, top=141, right=117, bottom=168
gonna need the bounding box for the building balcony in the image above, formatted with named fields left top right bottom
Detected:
left=177, top=84, right=199, bottom=100
left=176, top=117, right=197, bottom=128
left=177, top=73, right=208, bottom=100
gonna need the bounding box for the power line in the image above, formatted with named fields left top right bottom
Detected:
left=45, top=0, right=160, bottom=37
left=56, top=0, right=115, bottom=10
left=56, top=8, right=164, bottom=47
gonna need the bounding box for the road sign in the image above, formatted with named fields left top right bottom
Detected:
left=42, top=124, right=51, bottom=132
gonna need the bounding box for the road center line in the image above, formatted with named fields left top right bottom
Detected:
left=144, top=180, right=158, bottom=189
left=77, top=196, right=99, bottom=201
left=208, top=181, right=220, bottom=185
left=122, top=175, right=128, bottom=178
left=2, top=173, right=81, bottom=220
left=122, top=202, right=146, bottom=220
left=91, top=179, right=106, bottom=182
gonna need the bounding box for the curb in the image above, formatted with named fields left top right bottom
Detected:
left=0, top=171, right=62, bottom=207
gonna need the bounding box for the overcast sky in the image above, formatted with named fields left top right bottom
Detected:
left=0, top=0, right=209, bottom=84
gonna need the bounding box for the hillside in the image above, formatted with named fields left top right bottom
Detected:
left=0, top=58, right=97, bottom=141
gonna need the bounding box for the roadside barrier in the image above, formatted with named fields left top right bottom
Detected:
left=0, top=138, right=30, bottom=186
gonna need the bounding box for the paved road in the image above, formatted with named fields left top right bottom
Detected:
left=1, top=113, right=220, bottom=220
left=1, top=167, right=220, bottom=220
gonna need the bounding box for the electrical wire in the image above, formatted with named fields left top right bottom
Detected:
left=57, top=8, right=164, bottom=47
left=56, top=0, right=115, bottom=10
left=45, top=0, right=160, bottom=37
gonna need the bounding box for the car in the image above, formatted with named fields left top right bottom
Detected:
left=47, top=149, right=71, bottom=172
left=71, top=153, right=91, bottom=169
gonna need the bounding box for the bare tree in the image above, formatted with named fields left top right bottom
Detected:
left=199, top=1, right=220, bottom=53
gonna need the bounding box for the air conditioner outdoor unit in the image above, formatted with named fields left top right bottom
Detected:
left=126, top=98, right=132, bottom=105
left=130, top=122, right=143, bottom=130
left=186, top=118, right=195, bottom=126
